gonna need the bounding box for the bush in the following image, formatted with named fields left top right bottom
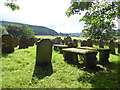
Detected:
left=6, top=24, right=35, bottom=38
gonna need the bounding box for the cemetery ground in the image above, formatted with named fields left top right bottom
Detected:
left=1, top=37, right=120, bottom=88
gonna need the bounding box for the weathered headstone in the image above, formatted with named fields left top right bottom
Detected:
left=73, top=39, right=78, bottom=48
left=81, top=40, right=87, bottom=47
left=2, top=34, right=14, bottom=53
left=64, top=36, right=72, bottom=45
left=109, top=40, right=115, bottom=54
left=99, top=38, right=104, bottom=48
left=36, top=39, right=53, bottom=65
left=28, top=38, right=35, bottom=46
left=13, top=37, right=19, bottom=47
left=118, top=43, right=120, bottom=53
left=19, top=35, right=29, bottom=49
left=87, top=39, right=93, bottom=47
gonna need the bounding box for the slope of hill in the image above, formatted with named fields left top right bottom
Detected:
left=2, top=21, right=58, bottom=35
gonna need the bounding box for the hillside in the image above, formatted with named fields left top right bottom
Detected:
left=2, top=21, right=58, bottom=35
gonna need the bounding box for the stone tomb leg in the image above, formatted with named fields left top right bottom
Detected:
left=63, top=52, right=78, bottom=64
left=98, top=49, right=111, bottom=64
left=82, top=52, right=97, bottom=68
left=36, top=39, right=53, bottom=65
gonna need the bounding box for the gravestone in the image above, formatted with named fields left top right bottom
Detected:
left=67, top=41, right=74, bottom=48
left=19, top=35, right=29, bottom=49
left=118, top=43, right=120, bottom=53
left=28, top=38, right=35, bottom=46
left=81, top=40, right=87, bottom=47
left=109, top=40, right=115, bottom=54
left=2, top=34, right=14, bottom=53
left=36, top=39, right=53, bottom=65
left=64, top=36, right=72, bottom=45
left=13, top=37, right=19, bottom=47
left=87, top=39, right=93, bottom=47
left=99, top=38, right=104, bottom=48
left=54, top=37, right=61, bottom=44
left=73, top=39, right=78, bottom=48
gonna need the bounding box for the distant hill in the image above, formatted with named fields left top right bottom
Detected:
left=62, top=33, right=81, bottom=37
left=2, top=21, right=58, bottom=35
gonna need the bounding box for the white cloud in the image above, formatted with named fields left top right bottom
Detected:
left=0, top=0, right=85, bottom=33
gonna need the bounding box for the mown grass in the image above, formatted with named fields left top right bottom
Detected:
left=35, top=35, right=86, bottom=40
left=1, top=43, right=120, bottom=88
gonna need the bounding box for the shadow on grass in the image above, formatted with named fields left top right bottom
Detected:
left=32, top=63, right=53, bottom=80
left=78, top=61, right=120, bottom=88
left=111, top=53, right=119, bottom=56
left=2, top=53, right=8, bottom=57
left=64, top=58, right=103, bottom=72
left=64, top=58, right=84, bottom=69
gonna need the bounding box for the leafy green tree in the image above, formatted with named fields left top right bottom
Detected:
left=66, top=0, right=120, bottom=40
left=4, top=0, right=20, bottom=11
left=6, top=24, right=35, bottom=38
left=21, top=25, right=35, bottom=37
left=0, top=26, right=8, bottom=35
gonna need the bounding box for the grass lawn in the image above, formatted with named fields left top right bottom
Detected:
left=1, top=43, right=120, bottom=88
left=35, top=35, right=86, bottom=40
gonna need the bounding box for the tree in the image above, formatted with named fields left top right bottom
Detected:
left=0, top=26, right=8, bottom=35
left=21, top=25, right=35, bottom=38
left=6, top=24, right=35, bottom=38
left=4, top=0, right=20, bottom=11
left=66, top=0, right=120, bottom=41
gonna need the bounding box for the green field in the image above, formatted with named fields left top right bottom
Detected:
left=1, top=40, right=120, bottom=88
left=35, top=35, right=86, bottom=40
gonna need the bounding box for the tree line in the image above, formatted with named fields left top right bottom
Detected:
left=2, top=21, right=58, bottom=36
left=0, top=24, right=35, bottom=38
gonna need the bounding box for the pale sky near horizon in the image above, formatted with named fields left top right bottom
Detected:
left=0, top=0, right=119, bottom=33
left=0, top=0, right=86, bottom=33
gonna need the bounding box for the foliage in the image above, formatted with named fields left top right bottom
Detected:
left=0, top=26, right=8, bottom=35
left=116, top=29, right=120, bottom=36
left=1, top=43, right=120, bottom=88
left=6, top=24, right=35, bottom=38
left=4, top=0, right=20, bottom=11
left=66, top=0, right=120, bottom=41
left=22, top=25, right=35, bottom=37
left=2, top=21, right=58, bottom=36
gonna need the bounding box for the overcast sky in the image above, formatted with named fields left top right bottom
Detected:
left=0, top=0, right=86, bottom=33
left=0, top=0, right=119, bottom=33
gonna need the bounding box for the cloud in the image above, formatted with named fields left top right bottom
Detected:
left=0, top=0, right=84, bottom=33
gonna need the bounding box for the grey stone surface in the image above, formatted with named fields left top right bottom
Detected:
left=13, top=37, right=19, bottom=47
left=36, top=39, right=53, bottom=65
left=64, top=36, right=72, bottom=45
left=2, top=34, right=14, bottom=53
left=81, top=40, right=87, bottom=47
left=87, top=39, right=93, bottom=47
left=28, top=38, right=35, bottom=46
left=19, top=35, right=29, bottom=49
left=118, top=43, right=120, bottom=53
left=99, top=38, right=104, bottom=48
left=109, top=40, right=115, bottom=54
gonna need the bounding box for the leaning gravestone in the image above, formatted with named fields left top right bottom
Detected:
left=99, top=38, right=104, bottom=48
left=73, top=39, right=78, bottom=48
left=28, top=38, right=35, bottom=46
left=81, top=40, right=87, bottom=47
left=13, top=37, right=19, bottom=47
left=19, top=35, right=29, bottom=49
left=118, top=43, right=120, bottom=53
left=36, top=39, right=53, bottom=65
left=109, top=40, right=115, bottom=54
left=64, top=36, right=72, bottom=45
left=2, top=34, right=14, bottom=53
left=87, top=39, right=93, bottom=47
